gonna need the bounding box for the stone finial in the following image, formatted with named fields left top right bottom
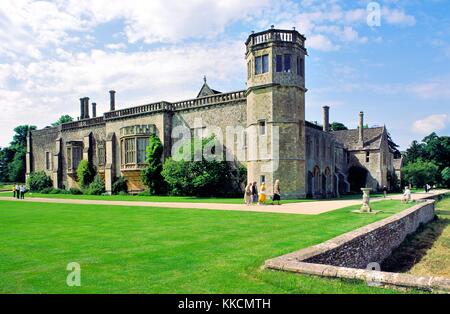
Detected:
left=109, top=90, right=116, bottom=111
left=203, top=75, right=207, bottom=84
left=271, top=25, right=275, bottom=29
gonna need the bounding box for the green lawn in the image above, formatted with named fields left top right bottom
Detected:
left=0, top=199, right=414, bottom=293
left=0, top=190, right=387, bottom=204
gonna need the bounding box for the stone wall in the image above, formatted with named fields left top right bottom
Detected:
left=30, top=127, right=61, bottom=178
left=265, top=200, right=449, bottom=291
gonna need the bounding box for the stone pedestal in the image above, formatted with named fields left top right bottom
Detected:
left=360, top=188, right=372, bottom=213
left=352, top=188, right=381, bottom=214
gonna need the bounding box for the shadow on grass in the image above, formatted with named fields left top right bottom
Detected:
left=381, top=216, right=449, bottom=273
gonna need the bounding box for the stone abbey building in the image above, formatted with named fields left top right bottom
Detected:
left=27, top=27, right=401, bottom=198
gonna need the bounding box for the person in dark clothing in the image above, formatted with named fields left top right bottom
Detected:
left=251, top=182, right=258, bottom=204
left=382, top=185, right=388, bottom=198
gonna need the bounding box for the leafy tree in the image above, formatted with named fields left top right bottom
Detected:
left=52, top=115, right=74, bottom=127
left=0, top=147, right=15, bottom=182
left=112, top=176, right=128, bottom=195
left=403, top=133, right=450, bottom=186
left=8, top=148, right=26, bottom=182
left=27, top=171, right=53, bottom=192
left=85, top=175, right=105, bottom=195
left=422, top=133, right=450, bottom=169
left=387, top=132, right=401, bottom=159
left=330, top=122, right=348, bottom=131
left=403, top=140, right=426, bottom=165
left=442, top=167, right=450, bottom=187
left=76, top=160, right=96, bottom=188
left=141, top=134, right=165, bottom=195
left=0, top=125, right=36, bottom=183
left=10, top=125, right=36, bottom=149
left=402, top=159, right=440, bottom=188
left=161, top=136, right=242, bottom=197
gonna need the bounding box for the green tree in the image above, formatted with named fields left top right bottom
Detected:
left=0, top=147, right=15, bottom=182
left=442, top=167, right=450, bottom=187
left=330, top=122, right=348, bottom=131
left=387, top=132, right=401, bottom=159
left=85, top=175, right=105, bottom=195
left=141, top=134, right=165, bottom=195
left=10, top=125, right=36, bottom=149
left=8, top=149, right=26, bottom=182
left=27, top=171, right=53, bottom=192
left=161, top=136, right=242, bottom=197
left=403, top=140, right=426, bottom=165
left=422, top=133, right=450, bottom=169
left=402, top=159, right=440, bottom=188
left=1, top=125, right=37, bottom=183
left=52, top=115, right=74, bottom=127
left=76, top=160, right=96, bottom=188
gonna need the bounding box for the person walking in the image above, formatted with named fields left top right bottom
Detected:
left=258, top=182, right=267, bottom=205
left=402, top=186, right=411, bottom=203
left=382, top=185, right=388, bottom=198
left=272, top=180, right=281, bottom=205
left=20, top=185, right=25, bottom=199
left=244, top=182, right=252, bottom=206
left=15, top=184, right=20, bottom=199
left=12, top=184, right=16, bottom=198
left=251, top=182, right=258, bottom=204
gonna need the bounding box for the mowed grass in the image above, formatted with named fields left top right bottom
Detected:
left=0, top=199, right=413, bottom=294
left=408, top=197, right=450, bottom=277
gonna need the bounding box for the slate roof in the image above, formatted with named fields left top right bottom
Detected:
left=332, top=126, right=385, bottom=151
left=196, top=82, right=221, bottom=98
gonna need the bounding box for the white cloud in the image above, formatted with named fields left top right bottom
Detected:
left=105, top=43, right=127, bottom=50
left=308, top=34, right=339, bottom=51
left=409, top=78, right=450, bottom=100
left=0, top=41, right=246, bottom=147
left=412, top=114, right=449, bottom=135
left=0, top=0, right=421, bottom=147
left=66, top=0, right=271, bottom=44
left=382, top=7, right=416, bottom=27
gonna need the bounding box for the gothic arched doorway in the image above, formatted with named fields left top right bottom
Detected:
left=348, top=166, right=369, bottom=192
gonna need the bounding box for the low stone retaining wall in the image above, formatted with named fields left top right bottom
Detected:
left=265, top=200, right=450, bottom=292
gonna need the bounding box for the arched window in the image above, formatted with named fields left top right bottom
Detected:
left=313, top=166, right=321, bottom=195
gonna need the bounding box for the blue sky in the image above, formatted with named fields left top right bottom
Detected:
left=0, top=0, right=449, bottom=149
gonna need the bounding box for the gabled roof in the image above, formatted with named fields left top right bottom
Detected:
left=332, top=126, right=385, bottom=151
left=196, top=76, right=221, bottom=98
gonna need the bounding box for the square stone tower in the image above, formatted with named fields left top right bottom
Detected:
left=245, top=27, right=307, bottom=198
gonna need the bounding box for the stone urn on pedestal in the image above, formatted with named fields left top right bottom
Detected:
left=352, top=188, right=380, bottom=214
left=360, top=188, right=372, bottom=213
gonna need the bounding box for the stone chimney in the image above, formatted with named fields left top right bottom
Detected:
left=80, top=98, right=85, bottom=119
left=84, top=97, right=90, bottom=119
left=109, top=90, right=116, bottom=111
left=92, top=102, right=97, bottom=118
left=323, top=106, right=330, bottom=132
left=359, top=111, right=364, bottom=145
